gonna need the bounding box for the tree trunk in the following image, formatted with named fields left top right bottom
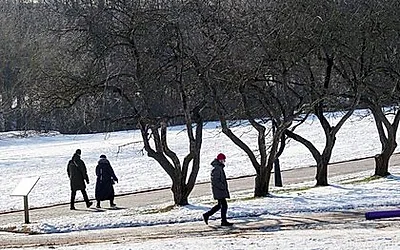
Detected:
left=374, top=153, right=391, bottom=177
left=172, top=181, right=189, bottom=206
left=316, top=161, right=329, bottom=186
left=0, top=111, right=4, bottom=132
left=254, top=165, right=273, bottom=197
left=254, top=169, right=267, bottom=197
left=369, top=105, right=399, bottom=177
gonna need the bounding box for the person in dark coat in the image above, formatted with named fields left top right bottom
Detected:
left=203, top=153, right=233, bottom=226
left=67, top=149, right=93, bottom=210
left=95, top=154, right=118, bottom=208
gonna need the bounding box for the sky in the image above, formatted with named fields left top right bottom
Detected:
left=2, top=109, right=400, bottom=249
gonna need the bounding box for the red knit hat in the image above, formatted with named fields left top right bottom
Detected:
left=216, top=153, right=226, bottom=160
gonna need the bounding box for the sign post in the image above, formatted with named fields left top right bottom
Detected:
left=10, top=176, right=40, bottom=224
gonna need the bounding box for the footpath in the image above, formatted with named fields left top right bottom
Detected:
left=1, top=154, right=400, bottom=248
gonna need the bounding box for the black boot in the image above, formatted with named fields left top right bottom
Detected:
left=110, top=197, right=116, bottom=207
left=81, top=190, right=92, bottom=208
left=221, top=221, right=233, bottom=226
left=86, top=201, right=93, bottom=208
left=203, top=213, right=209, bottom=225
left=70, top=191, right=76, bottom=210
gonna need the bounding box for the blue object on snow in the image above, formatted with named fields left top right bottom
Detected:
left=365, top=210, right=400, bottom=220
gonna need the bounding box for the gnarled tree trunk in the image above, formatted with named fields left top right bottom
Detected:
left=139, top=116, right=203, bottom=206
left=370, top=105, right=400, bottom=177
left=315, top=157, right=330, bottom=186
left=254, top=167, right=268, bottom=197
left=374, top=153, right=391, bottom=177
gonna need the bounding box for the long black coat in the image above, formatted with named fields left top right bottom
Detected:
left=67, top=153, right=89, bottom=191
left=210, top=159, right=230, bottom=200
left=95, top=158, right=118, bottom=201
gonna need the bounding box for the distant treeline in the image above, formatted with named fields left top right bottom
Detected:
left=0, top=0, right=398, bottom=134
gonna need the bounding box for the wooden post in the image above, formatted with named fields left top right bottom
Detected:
left=274, top=158, right=283, bottom=187
left=23, top=196, right=29, bottom=224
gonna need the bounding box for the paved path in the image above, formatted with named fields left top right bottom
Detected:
left=2, top=207, right=400, bottom=248
left=0, top=209, right=376, bottom=248
left=2, top=154, right=399, bottom=226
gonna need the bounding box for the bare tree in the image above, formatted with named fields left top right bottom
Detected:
left=332, top=0, right=400, bottom=177
left=184, top=0, right=310, bottom=196
left=0, top=1, right=49, bottom=131
left=41, top=0, right=207, bottom=205
left=257, top=0, right=363, bottom=187
left=365, top=0, right=400, bottom=177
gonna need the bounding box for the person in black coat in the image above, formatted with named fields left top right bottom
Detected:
left=67, top=149, right=93, bottom=210
left=203, top=153, right=233, bottom=226
left=95, top=155, right=118, bottom=208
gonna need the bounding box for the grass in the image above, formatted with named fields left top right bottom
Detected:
left=0, top=225, right=39, bottom=234
left=273, top=186, right=313, bottom=194
left=340, top=175, right=381, bottom=185
left=140, top=204, right=176, bottom=214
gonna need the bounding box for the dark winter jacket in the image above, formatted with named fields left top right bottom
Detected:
left=210, top=159, right=230, bottom=200
left=67, top=153, right=89, bottom=191
left=95, top=158, right=118, bottom=201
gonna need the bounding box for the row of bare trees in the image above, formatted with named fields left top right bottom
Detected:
left=1, top=0, right=399, bottom=205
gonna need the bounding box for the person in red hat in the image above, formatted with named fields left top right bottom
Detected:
left=202, top=153, right=233, bottom=226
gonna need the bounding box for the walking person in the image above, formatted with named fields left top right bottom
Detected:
left=203, top=153, right=233, bottom=226
left=95, top=155, right=119, bottom=208
left=67, top=149, right=93, bottom=210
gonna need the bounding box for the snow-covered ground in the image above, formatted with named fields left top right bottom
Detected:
left=18, top=227, right=400, bottom=250
left=0, top=109, right=393, bottom=212
left=4, top=167, right=400, bottom=233
left=2, top=109, right=400, bottom=249
left=4, top=168, right=400, bottom=249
